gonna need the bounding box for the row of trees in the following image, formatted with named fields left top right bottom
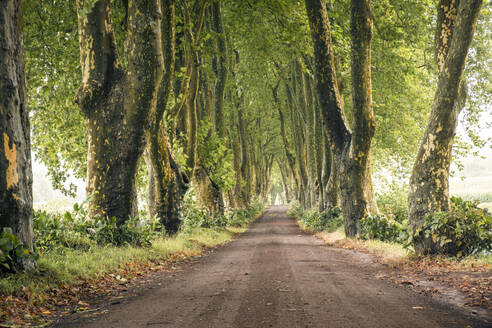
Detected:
left=0, top=0, right=488, bottom=257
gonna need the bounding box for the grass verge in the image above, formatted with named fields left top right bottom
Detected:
left=0, top=227, right=244, bottom=297
left=0, top=224, right=258, bottom=327
left=316, top=227, right=491, bottom=269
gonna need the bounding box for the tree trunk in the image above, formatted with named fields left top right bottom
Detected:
left=146, top=0, right=189, bottom=232
left=286, top=80, right=309, bottom=208
left=231, top=109, right=244, bottom=207
left=409, top=0, right=482, bottom=254
left=184, top=60, right=199, bottom=176
left=278, top=160, right=292, bottom=203
left=145, top=151, right=156, bottom=217
left=76, top=0, right=163, bottom=223
left=304, top=0, right=377, bottom=236
left=338, top=0, right=379, bottom=232
left=0, top=0, right=33, bottom=249
left=273, top=83, right=301, bottom=200
left=211, top=1, right=227, bottom=138
left=238, top=105, right=252, bottom=205
left=305, top=74, right=319, bottom=207
left=320, top=129, right=341, bottom=210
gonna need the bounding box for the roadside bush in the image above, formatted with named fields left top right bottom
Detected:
left=417, top=197, right=492, bottom=257
left=34, top=209, right=95, bottom=251
left=0, top=228, right=36, bottom=274
left=296, top=206, right=344, bottom=232
left=181, top=191, right=263, bottom=232
left=34, top=202, right=163, bottom=251
left=376, top=182, right=409, bottom=221
left=360, top=215, right=408, bottom=243
left=93, top=216, right=162, bottom=247
left=181, top=192, right=213, bottom=230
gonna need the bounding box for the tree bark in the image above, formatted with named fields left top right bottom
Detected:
left=0, top=0, right=33, bottom=249
left=272, top=83, right=301, bottom=200
left=238, top=100, right=252, bottom=205
left=211, top=1, right=227, bottom=139
left=231, top=108, right=244, bottom=207
left=286, top=80, right=309, bottom=208
left=277, top=160, right=292, bottom=203
left=304, top=0, right=377, bottom=236
left=76, top=0, right=164, bottom=223
left=145, top=0, right=189, bottom=233
left=409, top=0, right=482, bottom=254
left=305, top=74, right=319, bottom=207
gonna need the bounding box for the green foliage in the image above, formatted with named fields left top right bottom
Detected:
left=197, top=119, right=235, bottom=192
left=181, top=190, right=262, bottom=232
left=0, top=229, right=36, bottom=274
left=360, top=215, right=408, bottom=244
left=292, top=204, right=344, bottom=233
left=376, top=182, right=409, bottom=221
left=34, top=203, right=163, bottom=252
left=417, top=197, right=492, bottom=257
left=24, top=0, right=86, bottom=196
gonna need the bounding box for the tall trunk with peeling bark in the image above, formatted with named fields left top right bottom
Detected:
left=76, top=0, right=163, bottom=223
left=409, top=0, right=482, bottom=254
left=211, top=1, right=227, bottom=138
left=146, top=0, right=189, bottom=233
left=0, top=0, right=33, bottom=249
left=305, top=0, right=377, bottom=236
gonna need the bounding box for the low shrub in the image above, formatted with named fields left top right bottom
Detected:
left=360, top=215, right=408, bottom=244
left=416, top=197, right=492, bottom=257
left=0, top=228, right=36, bottom=274
left=34, top=202, right=163, bottom=252
left=181, top=191, right=263, bottom=232
left=296, top=206, right=344, bottom=233
left=376, top=182, right=409, bottom=221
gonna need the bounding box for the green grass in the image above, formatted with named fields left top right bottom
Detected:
left=0, top=227, right=244, bottom=296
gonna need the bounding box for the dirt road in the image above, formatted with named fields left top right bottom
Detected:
left=55, top=206, right=490, bottom=328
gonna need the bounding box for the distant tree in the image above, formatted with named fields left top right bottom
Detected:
left=0, top=0, right=33, bottom=248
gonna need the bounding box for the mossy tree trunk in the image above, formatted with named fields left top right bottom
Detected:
left=305, top=0, right=377, bottom=236
left=238, top=96, right=252, bottom=205
left=231, top=107, right=244, bottom=208
left=272, top=82, right=301, bottom=200
left=76, top=0, right=164, bottom=223
left=409, top=0, right=482, bottom=254
left=145, top=0, right=189, bottom=233
left=211, top=1, right=227, bottom=139
left=0, top=0, right=33, bottom=249
left=304, top=72, right=317, bottom=207
left=286, top=80, right=309, bottom=208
